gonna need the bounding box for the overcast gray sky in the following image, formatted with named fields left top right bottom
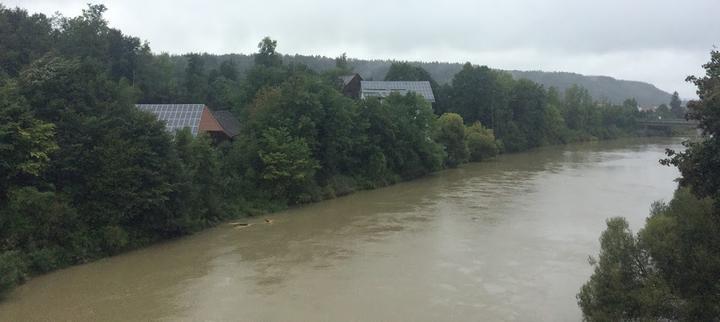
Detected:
left=6, top=0, right=719, bottom=98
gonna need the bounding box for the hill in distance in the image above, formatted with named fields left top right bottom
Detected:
left=184, top=53, right=673, bottom=107
left=506, top=70, right=672, bottom=107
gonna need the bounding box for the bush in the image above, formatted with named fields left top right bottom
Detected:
left=578, top=188, right=720, bottom=320
left=465, top=122, right=499, bottom=161
left=27, top=247, right=65, bottom=273
left=324, top=175, right=358, bottom=198
left=101, top=226, right=129, bottom=254
left=0, top=251, right=28, bottom=297
left=436, top=113, right=469, bottom=167
left=498, top=121, right=528, bottom=153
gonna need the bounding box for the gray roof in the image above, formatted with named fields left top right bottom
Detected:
left=211, top=110, right=241, bottom=137
left=340, top=75, right=357, bottom=86
left=136, top=104, right=205, bottom=136
left=360, top=81, right=435, bottom=103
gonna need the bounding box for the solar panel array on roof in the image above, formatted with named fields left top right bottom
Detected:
left=360, top=81, right=435, bottom=103
left=136, top=104, right=205, bottom=136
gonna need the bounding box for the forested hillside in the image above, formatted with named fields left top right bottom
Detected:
left=507, top=71, right=672, bottom=107
left=161, top=54, right=673, bottom=107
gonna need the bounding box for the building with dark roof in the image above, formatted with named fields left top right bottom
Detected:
left=211, top=110, right=241, bottom=138
left=136, top=104, right=238, bottom=140
left=339, top=74, right=363, bottom=99
left=360, top=81, right=436, bottom=103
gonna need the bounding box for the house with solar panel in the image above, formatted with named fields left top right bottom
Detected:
left=136, top=104, right=240, bottom=141
left=360, top=81, right=435, bottom=103
left=339, top=74, right=435, bottom=104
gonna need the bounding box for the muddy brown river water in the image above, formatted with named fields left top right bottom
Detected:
left=0, top=138, right=683, bottom=321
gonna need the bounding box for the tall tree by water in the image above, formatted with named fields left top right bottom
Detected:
left=435, top=113, right=469, bottom=167
left=578, top=50, right=720, bottom=321
left=670, top=91, right=684, bottom=119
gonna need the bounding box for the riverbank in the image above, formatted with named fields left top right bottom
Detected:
left=0, top=133, right=683, bottom=301
left=0, top=137, right=683, bottom=321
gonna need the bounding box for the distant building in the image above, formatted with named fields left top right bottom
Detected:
left=210, top=110, right=241, bottom=138
left=339, top=74, right=363, bottom=99
left=136, top=104, right=240, bottom=141
left=360, top=81, right=436, bottom=103
left=637, top=105, right=657, bottom=113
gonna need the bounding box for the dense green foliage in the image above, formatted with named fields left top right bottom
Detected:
left=669, top=91, right=685, bottom=119
left=578, top=51, right=720, bottom=321
left=143, top=54, right=675, bottom=107
left=465, top=122, right=499, bottom=162
left=444, top=64, right=640, bottom=151
left=435, top=113, right=469, bottom=167
left=0, top=5, right=233, bottom=297
left=0, top=4, right=650, bottom=298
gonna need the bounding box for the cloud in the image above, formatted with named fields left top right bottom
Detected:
left=5, top=0, right=718, bottom=98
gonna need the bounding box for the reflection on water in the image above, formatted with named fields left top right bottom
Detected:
left=0, top=138, right=682, bottom=322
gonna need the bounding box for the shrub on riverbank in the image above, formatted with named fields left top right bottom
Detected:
left=0, top=251, right=27, bottom=298
left=435, top=113, right=469, bottom=167
left=465, top=122, right=499, bottom=161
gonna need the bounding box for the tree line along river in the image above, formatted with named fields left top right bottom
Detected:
left=0, top=137, right=682, bottom=321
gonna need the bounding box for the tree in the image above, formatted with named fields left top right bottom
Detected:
left=465, top=122, right=498, bottom=162
left=17, top=52, right=188, bottom=242
left=543, top=87, right=567, bottom=144
left=435, top=113, right=468, bottom=167
left=258, top=127, right=319, bottom=203
left=210, top=77, right=241, bottom=109
left=577, top=217, right=669, bottom=321
left=334, top=53, right=351, bottom=73
left=0, top=6, right=53, bottom=77
left=640, top=189, right=719, bottom=319
left=184, top=53, right=207, bottom=102
left=562, top=85, right=594, bottom=131
left=360, top=94, right=444, bottom=181
left=669, top=91, right=684, bottom=119
left=447, top=63, right=508, bottom=127
left=254, top=37, right=282, bottom=68
left=580, top=50, right=720, bottom=321
left=173, top=129, right=226, bottom=227
left=218, top=60, right=238, bottom=81
left=0, top=251, right=26, bottom=297
left=135, top=53, right=182, bottom=103
left=385, top=62, right=437, bottom=85
left=243, top=71, right=369, bottom=203
left=505, top=79, right=549, bottom=150
left=0, top=82, right=57, bottom=196
left=55, top=4, right=147, bottom=83
left=244, top=37, right=288, bottom=99
left=664, top=51, right=720, bottom=201
left=622, top=98, right=638, bottom=111
left=0, top=187, right=79, bottom=271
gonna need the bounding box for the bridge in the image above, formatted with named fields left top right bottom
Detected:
left=637, top=119, right=698, bottom=127
left=637, top=119, right=699, bottom=134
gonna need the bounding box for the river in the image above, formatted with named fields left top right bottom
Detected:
left=0, top=138, right=683, bottom=321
